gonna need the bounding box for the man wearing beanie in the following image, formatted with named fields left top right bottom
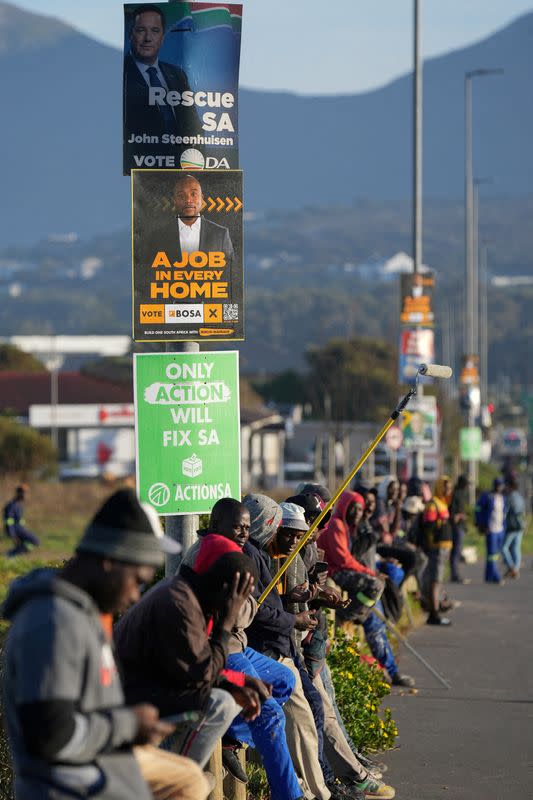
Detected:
left=114, top=530, right=264, bottom=770
left=2, top=488, right=210, bottom=800
left=181, top=497, right=304, bottom=800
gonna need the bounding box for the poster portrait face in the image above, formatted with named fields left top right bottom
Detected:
left=129, top=8, right=166, bottom=65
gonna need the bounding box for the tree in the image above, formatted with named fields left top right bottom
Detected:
left=0, top=418, right=57, bottom=477
left=306, top=337, right=397, bottom=422
left=0, top=344, right=47, bottom=373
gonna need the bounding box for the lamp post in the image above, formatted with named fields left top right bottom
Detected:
left=463, top=68, right=502, bottom=501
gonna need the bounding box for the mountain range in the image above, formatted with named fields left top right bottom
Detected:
left=0, top=2, right=532, bottom=244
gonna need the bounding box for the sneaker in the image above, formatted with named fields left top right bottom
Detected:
left=327, top=780, right=365, bottom=800
left=221, top=747, right=248, bottom=784
left=352, top=776, right=395, bottom=799
left=356, top=753, right=388, bottom=774
left=427, top=613, right=452, bottom=626
left=391, top=673, right=415, bottom=688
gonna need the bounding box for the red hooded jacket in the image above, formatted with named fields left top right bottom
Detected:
left=318, top=491, right=375, bottom=577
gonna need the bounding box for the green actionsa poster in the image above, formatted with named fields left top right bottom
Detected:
left=460, top=427, right=482, bottom=461
left=134, top=351, right=240, bottom=515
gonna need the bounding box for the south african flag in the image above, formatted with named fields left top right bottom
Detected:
left=171, top=3, right=242, bottom=35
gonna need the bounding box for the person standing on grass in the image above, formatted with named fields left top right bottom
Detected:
left=475, top=477, right=506, bottom=585
left=449, top=475, right=469, bottom=584
left=2, top=488, right=210, bottom=800
left=3, top=484, right=40, bottom=557
left=502, top=475, right=526, bottom=579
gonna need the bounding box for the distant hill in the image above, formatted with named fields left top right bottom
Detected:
left=0, top=1, right=532, bottom=243
left=1, top=200, right=531, bottom=386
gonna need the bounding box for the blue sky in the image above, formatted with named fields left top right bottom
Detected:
left=15, top=0, right=533, bottom=94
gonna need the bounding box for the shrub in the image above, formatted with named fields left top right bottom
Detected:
left=328, top=629, right=398, bottom=752
left=0, top=418, right=56, bottom=477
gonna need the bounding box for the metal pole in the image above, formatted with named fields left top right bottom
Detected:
left=412, top=0, right=424, bottom=480
left=480, top=245, right=489, bottom=407
left=164, top=341, right=200, bottom=576
left=413, top=0, right=422, bottom=275
left=50, top=336, right=59, bottom=452
left=372, top=607, right=451, bottom=689
left=465, top=75, right=474, bottom=358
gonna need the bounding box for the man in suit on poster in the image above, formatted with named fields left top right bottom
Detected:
left=124, top=4, right=201, bottom=139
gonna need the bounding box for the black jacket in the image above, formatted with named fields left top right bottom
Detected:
left=245, top=541, right=296, bottom=660
left=124, top=53, right=202, bottom=138
left=114, top=567, right=230, bottom=715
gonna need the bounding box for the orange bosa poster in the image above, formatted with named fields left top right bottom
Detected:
left=132, top=169, right=243, bottom=341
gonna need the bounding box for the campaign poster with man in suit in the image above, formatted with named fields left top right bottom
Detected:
left=123, top=2, right=242, bottom=175
left=132, top=169, right=244, bottom=341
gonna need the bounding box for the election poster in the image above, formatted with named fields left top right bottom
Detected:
left=134, top=351, right=241, bottom=515
left=398, top=328, right=435, bottom=384
left=132, top=169, right=243, bottom=341
left=123, top=2, right=242, bottom=174
left=400, top=394, right=439, bottom=452
left=398, top=270, right=436, bottom=384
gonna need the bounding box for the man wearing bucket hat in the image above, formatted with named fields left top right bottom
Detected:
left=2, top=488, right=210, bottom=800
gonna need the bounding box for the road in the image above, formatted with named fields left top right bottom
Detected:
left=384, top=560, right=533, bottom=799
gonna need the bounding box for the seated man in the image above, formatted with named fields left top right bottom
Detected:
left=2, top=488, right=209, bottom=800
left=114, top=537, right=262, bottom=769
left=318, top=491, right=414, bottom=689
left=181, top=498, right=303, bottom=800
left=278, top=500, right=395, bottom=800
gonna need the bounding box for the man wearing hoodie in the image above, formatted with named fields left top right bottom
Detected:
left=2, top=488, right=210, bottom=800
left=180, top=498, right=304, bottom=800
left=318, top=491, right=414, bottom=689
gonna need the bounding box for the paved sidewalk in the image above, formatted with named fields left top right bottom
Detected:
left=383, top=560, right=533, bottom=799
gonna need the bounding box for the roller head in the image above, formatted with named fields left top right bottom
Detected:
left=418, top=363, right=453, bottom=379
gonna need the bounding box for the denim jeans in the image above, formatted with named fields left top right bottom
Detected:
left=226, top=648, right=302, bottom=800
left=485, top=531, right=503, bottom=583
left=502, top=530, right=524, bottom=571
left=162, top=688, right=240, bottom=768
left=362, top=600, right=398, bottom=678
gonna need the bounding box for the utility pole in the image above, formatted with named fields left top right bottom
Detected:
left=412, top=0, right=424, bottom=480
left=164, top=341, right=200, bottom=576
left=463, top=68, right=502, bottom=501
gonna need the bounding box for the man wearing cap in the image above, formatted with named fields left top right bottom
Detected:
left=3, top=484, right=40, bottom=557
left=2, top=488, right=209, bottom=800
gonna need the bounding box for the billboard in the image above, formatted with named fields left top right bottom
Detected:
left=123, top=2, right=242, bottom=174
left=134, top=351, right=241, bottom=515
left=132, top=169, right=243, bottom=341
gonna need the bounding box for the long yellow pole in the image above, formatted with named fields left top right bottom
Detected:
left=257, top=393, right=413, bottom=605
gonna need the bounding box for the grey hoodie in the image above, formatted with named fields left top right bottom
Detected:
left=2, top=568, right=150, bottom=800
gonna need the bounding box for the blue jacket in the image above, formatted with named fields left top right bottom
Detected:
left=3, top=498, right=25, bottom=537
left=245, top=541, right=296, bottom=660
left=475, top=492, right=507, bottom=533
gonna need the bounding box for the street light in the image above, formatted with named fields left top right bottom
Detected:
left=464, top=68, right=503, bottom=500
